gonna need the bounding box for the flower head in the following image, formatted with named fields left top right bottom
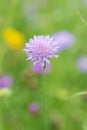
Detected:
left=53, top=31, right=75, bottom=52
left=0, top=76, right=13, bottom=88
left=3, top=28, right=25, bottom=49
left=0, top=88, right=12, bottom=97
left=28, top=102, right=40, bottom=116
left=24, top=35, right=59, bottom=66
left=50, top=88, right=68, bottom=100
left=0, top=75, right=13, bottom=97
left=32, top=62, right=51, bottom=74
left=76, top=56, right=87, bottom=73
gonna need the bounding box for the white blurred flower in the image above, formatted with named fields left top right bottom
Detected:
left=0, top=88, right=12, bottom=97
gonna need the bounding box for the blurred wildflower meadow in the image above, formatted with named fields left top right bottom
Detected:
left=0, top=0, right=87, bottom=130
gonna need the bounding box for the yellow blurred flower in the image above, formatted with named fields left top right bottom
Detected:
left=3, top=28, right=25, bottom=49
left=57, top=89, right=68, bottom=100
left=0, top=88, right=12, bottom=97
left=50, top=88, right=68, bottom=100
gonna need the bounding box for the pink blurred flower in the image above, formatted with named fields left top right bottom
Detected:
left=0, top=75, right=13, bottom=88
left=32, top=63, right=51, bottom=74
left=28, top=102, right=40, bottom=116
left=53, top=31, right=75, bottom=52
left=76, top=56, right=87, bottom=73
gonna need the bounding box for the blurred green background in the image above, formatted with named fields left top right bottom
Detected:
left=0, top=0, right=87, bottom=130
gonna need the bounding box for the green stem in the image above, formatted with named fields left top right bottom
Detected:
left=42, top=63, right=49, bottom=130
left=66, top=91, right=87, bottom=100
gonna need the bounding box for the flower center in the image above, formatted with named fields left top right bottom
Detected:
left=38, top=45, right=49, bottom=56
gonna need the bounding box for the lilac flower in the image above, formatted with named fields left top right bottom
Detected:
left=24, top=35, right=59, bottom=66
left=32, top=62, right=51, bottom=74
left=28, top=102, right=40, bottom=116
left=76, top=56, right=87, bottom=73
left=53, top=31, right=75, bottom=52
left=0, top=76, right=13, bottom=88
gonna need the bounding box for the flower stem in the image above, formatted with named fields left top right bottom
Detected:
left=66, top=91, right=87, bottom=100
left=42, top=62, right=49, bottom=130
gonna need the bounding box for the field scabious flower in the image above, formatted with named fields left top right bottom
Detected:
left=3, top=28, right=25, bottom=49
left=0, top=76, right=13, bottom=88
left=24, top=35, right=59, bottom=67
left=32, top=63, right=51, bottom=74
left=28, top=102, right=40, bottom=116
left=0, top=76, right=13, bottom=97
left=53, top=31, right=75, bottom=52
left=76, top=56, right=87, bottom=73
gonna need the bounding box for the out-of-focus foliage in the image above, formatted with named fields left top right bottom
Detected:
left=0, top=0, right=87, bottom=130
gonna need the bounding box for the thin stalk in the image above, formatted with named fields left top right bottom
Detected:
left=42, top=62, right=49, bottom=130
left=66, top=91, right=87, bottom=100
